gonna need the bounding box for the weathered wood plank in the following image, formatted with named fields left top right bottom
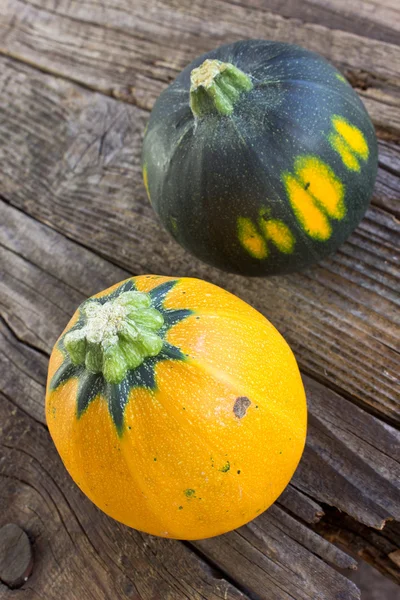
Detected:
left=0, top=393, right=248, bottom=600
left=277, top=485, right=324, bottom=525
left=375, top=140, right=400, bottom=217
left=293, top=377, right=400, bottom=529
left=1, top=59, right=399, bottom=425
left=315, top=508, right=400, bottom=584
left=1, top=0, right=400, bottom=136
left=195, top=505, right=360, bottom=600
left=0, top=317, right=47, bottom=425
left=219, top=0, right=400, bottom=47
left=2, top=200, right=399, bottom=535
left=1, top=243, right=80, bottom=354
left=356, top=89, right=400, bottom=137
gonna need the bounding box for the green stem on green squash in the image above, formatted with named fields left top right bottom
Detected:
left=64, top=291, right=164, bottom=384
left=190, top=59, right=253, bottom=118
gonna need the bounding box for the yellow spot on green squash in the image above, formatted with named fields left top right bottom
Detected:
left=296, top=156, right=345, bottom=220
left=237, top=217, right=268, bottom=259
left=329, top=116, right=369, bottom=171
left=335, top=73, right=347, bottom=83
left=283, top=156, right=345, bottom=241
left=329, top=133, right=360, bottom=171
left=260, top=218, right=295, bottom=254
left=284, top=174, right=332, bottom=241
left=332, top=116, right=369, bottom=160
left=143, top=164, right=151, bottom=203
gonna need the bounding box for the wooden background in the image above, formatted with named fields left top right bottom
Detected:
left=0, top=1, right=399, bottom=598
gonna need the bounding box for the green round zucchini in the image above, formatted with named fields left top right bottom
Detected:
left=142, top=40, right=378, bottom=276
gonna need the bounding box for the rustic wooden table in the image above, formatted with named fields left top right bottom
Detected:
left=0, top=1, right=399, bottom=599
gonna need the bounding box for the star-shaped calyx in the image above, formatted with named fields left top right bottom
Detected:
left=50, top=279, right=192, bottom=435
left=64, top=290, right=164, bottom=384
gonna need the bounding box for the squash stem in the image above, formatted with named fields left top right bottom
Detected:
left=63, top=291, right=164, bottom=384
left=190, top=59, right=253, bottom=118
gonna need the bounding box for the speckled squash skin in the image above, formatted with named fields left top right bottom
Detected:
left=46, top=275, right=307, bottom=540
left=142, top=40, right=378, bottom=275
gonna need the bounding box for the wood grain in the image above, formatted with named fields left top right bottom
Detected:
left=375, top=140, right=400, bottom=216
left=278, top=485, right=324, bottom=525
left=218, top=0, right=400, bottom=46
left=0, top=57, right=399, bottom=426
left=293, top=377, right=400, bottom=529
left=195, top=505, right=360, bottom=600
left=315, top=508, right=400, bottom=584
left=0, top=317, right=47, bottom=425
